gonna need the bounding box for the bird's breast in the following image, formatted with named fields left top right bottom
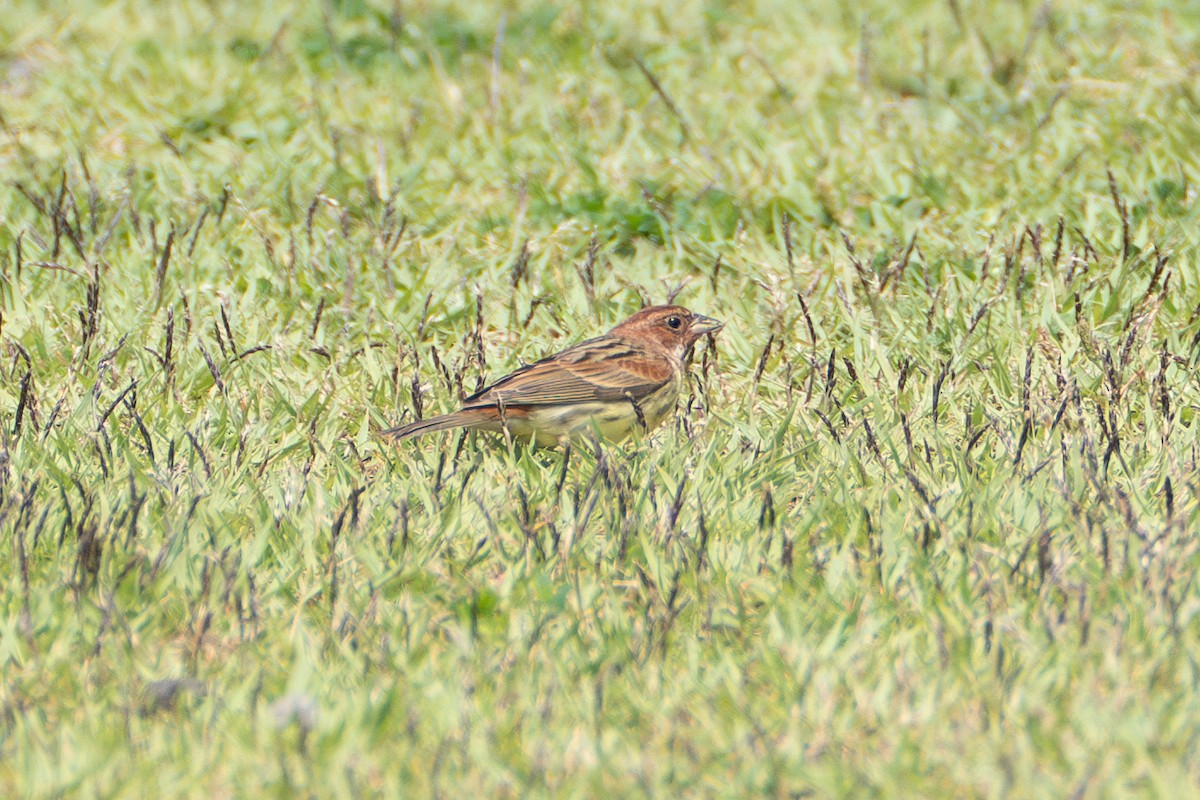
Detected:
left=522, top=376, right=681, bottom=444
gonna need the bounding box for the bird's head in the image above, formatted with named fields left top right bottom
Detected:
left=609, top=305, right=725, bottom=359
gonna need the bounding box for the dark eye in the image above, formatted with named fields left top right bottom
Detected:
left=666, top=316, right=683, bottom=330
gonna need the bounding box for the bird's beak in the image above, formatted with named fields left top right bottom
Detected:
left=690, top=314, right=725, bottom=335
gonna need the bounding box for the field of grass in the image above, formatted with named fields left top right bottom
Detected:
left=2, top=0, right=1200, bottom=796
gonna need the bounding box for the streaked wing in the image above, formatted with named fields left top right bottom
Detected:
left=463, top=336, right=675, bottom=408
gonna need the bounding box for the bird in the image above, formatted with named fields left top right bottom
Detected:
left=384, top=305, right=724, bottom=446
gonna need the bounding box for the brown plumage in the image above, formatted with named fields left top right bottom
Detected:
left=384, top=305, right=724, bottom=446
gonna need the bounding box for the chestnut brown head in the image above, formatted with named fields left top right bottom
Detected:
left=609, top=305, right=724, bottom=359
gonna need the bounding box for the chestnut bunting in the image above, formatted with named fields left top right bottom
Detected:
left=385, top=305, right=723, bottom=446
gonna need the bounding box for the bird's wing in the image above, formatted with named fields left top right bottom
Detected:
left=463, top=336, right=675, bottom=407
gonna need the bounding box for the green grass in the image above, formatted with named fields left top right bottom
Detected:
left=3, top=0, right=1200, bottom=796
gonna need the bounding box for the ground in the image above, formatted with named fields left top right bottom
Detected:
left=2, top=0, right=1200, bottom=796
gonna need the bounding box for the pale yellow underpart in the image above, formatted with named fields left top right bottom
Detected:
left=474, top=377, right=680, bottom=447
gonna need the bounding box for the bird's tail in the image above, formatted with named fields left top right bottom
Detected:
left=382, top=409, right=494, bottom=441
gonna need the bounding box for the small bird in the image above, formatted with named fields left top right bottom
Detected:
left=385, top=305, right=724, bottom=446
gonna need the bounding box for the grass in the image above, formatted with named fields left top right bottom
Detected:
left=2, top=0, right=1200, bottom=796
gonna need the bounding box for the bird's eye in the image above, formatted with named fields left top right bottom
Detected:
left=666, top=316, right=683, bottom=330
